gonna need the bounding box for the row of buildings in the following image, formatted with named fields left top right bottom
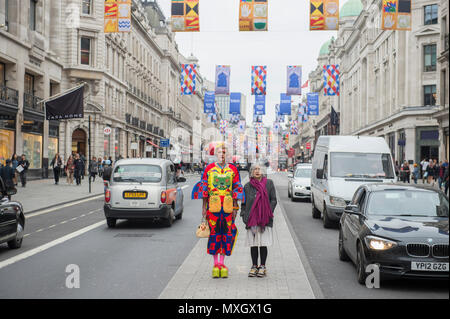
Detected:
left=0, top=0, right=220, bottom=178
left=290, top=0, right=449, bottom=166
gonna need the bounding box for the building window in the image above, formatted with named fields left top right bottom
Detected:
left=424, top=44, right=437, bottom=72
left=80, top=37, right=91, bottom=65
left=82, top=0, right=91, bottom=15
left=424, top=85, right=436, bottom=106
left=424, top=4, right=438, bottom=25
left=0, top=63, right=5, bottom=86
left=29, top=0, right=37, bottom=31
left=5, top=0, right=9, bottom=30
left=24, top=73, right=34, bottom=95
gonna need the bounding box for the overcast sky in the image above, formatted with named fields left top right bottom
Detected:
left=156, top=0, right=341, bottom=125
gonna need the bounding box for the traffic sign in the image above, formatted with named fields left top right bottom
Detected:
left=306, top=142, right=311, bottom=150
left=104, top=127, right=112, bottom=135
left=160, top=138, right=170, bottom=148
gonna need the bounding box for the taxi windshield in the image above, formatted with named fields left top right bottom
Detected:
left=112, top=165, right=162, bottom=183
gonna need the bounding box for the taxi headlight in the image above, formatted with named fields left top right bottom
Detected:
left=364, top=236, right=397, bottom=251
left=329, top=196, right=347, bottom=207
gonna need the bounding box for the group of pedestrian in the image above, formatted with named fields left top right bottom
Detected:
left=0, top=154, right=30, bottom=191
left=420, top=158, right=448, bottom=190
left=192, top=143, right=277, bottom=279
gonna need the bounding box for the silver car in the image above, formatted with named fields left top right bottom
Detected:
left=103, top=158, right=185, bottom=228
left=288, top=164, right=312, bottom=201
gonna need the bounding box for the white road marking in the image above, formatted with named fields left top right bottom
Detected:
left=26, top=195, right=103, bottom=218
left=0, top=221, right=105, bottom=271
left=36, top=229, right=43, bottom=233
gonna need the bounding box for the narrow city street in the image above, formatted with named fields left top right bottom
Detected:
left=0, top=172, right=447, bottom=299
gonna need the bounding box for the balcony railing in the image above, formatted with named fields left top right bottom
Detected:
left=132, top=117, right=139, bottom=126
left=23, top=92, right=43, bottom=113
left=147, top=123, right=153, bottom=132
left=139, top=120, right=146, bottom=130
left=153, top=126, right=159, bottom=134
left=0, top=86, right=19, bottom=106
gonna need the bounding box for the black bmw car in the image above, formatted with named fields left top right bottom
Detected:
left=0, top=177, right=25, bottom=249
left=339, top=183, right=449, bottom=284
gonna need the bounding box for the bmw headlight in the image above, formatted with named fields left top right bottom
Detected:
left=294, top=184, right=305, bottom=189
left=329, top=196, right=347, bottom=207
left=364, top=236, right=397, bottom=251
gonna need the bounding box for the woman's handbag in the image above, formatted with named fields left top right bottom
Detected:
left=196, top=218, right=210, bottom=238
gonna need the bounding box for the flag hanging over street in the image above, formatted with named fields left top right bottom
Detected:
left=230, top=113, right=241, bottom=124
left=171, top=0, right=200, bottom=32
left=45, top=84, right=84, bottom=120
left=104, top=0, right=132, bottom=33
left=239, top=0, right=268, bottom=31
left=180, top=64, right=197, bottom=95
left=331, top=105, right=340, bottom=126
left=204, top=91, right=215, bottom=113
left=229, top=92, right=241, bottom=114
left=310, top=0, right=339, bottom=31
left=302, top=80, right=309, bottom=89
left=382, top=0, right=411, bottom=30
left=207, top=113, right=217, bottom=123
left=238, top=120, right=246, bottom=133
left=286, top=66, right=302, bottom=95
left=290, top=120, right=299, bottom=135
left=254, top=95, right=266, bottom=115
left=220, top=120, right=229, bottom=135
left=215, top=65, right=231, bottom=95
left=251, top=66, right=267, bottom=95
left=307, top=93, right=319, bottom=116
left=323, top=64, right=340, bottom=96
left=279, top=93, right=292, bottom=115
left=273, top=122, right=280, bottom=133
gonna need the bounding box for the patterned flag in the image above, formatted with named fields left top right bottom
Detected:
left=171, top=0, right=200, bottom=32
left=251, top=66, right=267, bottom=95
left=310, top=0, right=339, bottom=31
left=323, top=64, right=340, bottom=96
left=382, top=0, right=411, bottom=30
left=239, top=0, right=268, bottom=32
left=287, top=66, right=302, bottom=95
left=230, top=114, right=241, bottom=124
left=290, top=120, right=299, bottom=135
left=220, top=120, right=228, bottom=135
left=215, top=65, right=231, bottom=95
left=104, top=0, right=132, bottom=33
left=180, top=64, right=197, bottom=95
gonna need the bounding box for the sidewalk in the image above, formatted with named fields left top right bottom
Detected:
left=11, top=177, right=104, bottom=214
left=158, top=195, right=316, bottom=299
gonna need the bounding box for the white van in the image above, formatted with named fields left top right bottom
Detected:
left=311, top=136, right=396, bottom=228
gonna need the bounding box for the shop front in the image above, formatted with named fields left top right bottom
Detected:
left=0, top=114, right=15, bottom=165
left=416, top=127, right=440, bottom=162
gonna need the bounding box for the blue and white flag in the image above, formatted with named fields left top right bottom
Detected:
left=254, top=95, right=266, bottom=115
left=229, top=92, right=241, bottom=114
left=253, top=114, right=263, bottom=123
left=307, top=93, right=319, bottom=116
left=287, top=66, right=302, bottom=95
left=208, top=113, right=217, bottom=123
left=204, top=91, right=215, bottom=113
left=238, top=120, right=246, bottom=133
left=273, top=122, right=280, bottom=133
left=279, top=93, right=291, bottom=115
left=230, top=113, right=241, bottom=124
left=215, top=65, right=231, bottom=95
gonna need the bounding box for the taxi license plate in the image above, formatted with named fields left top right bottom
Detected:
left=123, top=191, right=147, bottom=199
left=411, top=262, right=449, bottom=272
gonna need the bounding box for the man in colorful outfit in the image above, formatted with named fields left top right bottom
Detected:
left=192, top=143, right=245, bottom=278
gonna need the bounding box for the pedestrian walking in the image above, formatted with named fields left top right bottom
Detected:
left=444, top=166, right=449, bottom=196
left=66, top=155, right=75, bottom=184
left=97, top=157, right=103, bottom=178
left=102, top=159, right=113, bottom=192
left=400, top=161, right=410, bottom=183
left=426, top=160, right=434, bottom=184
left=17, top=155, right=29, bottom=187
left=0, top=159, right=16, bottom=200
left=241, top=162, right=277, bottom=278
left=437, top=161, right=445, bottom=190
left=80, top=153, right=86, bottom=180
left=191, top=143, right=245, bottom=278
left=50, top=153, right=63, bottom=185
left=74, top=153, right=84, bottom=185
left=412, top=163, right=419, bottom=184
left=89, top=156, right=98, bottom=182
left=11, top=153, right=19, bottom=186
left=421, top=158, right=429, bottom=183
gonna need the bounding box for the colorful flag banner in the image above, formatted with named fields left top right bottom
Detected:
left=382, top=0, right=411, bottom=30
left=171, top=0, right=200, bottom=32
left=254, top=95, right=266, bottom=115
left=204, top=91, right=215, bottom=113
left=298, top=103, right=309, bottom=123
left=287, top=66, right=302, bottom=95
left=310, top=0, right=339, bottom=31
left=307, top=93, right=319, bottom=116
left=220, top=120, right=229, bottom=135
left=215, top=65, right=231, bottom=95
left=238, top=120, right=246, bottom=133
left=229, top=92, right=241, bottom=114
left=253, top=114, right=263, bottom=123
left=230, top=114, right=241, bottom=124
left=323, top=64, right=340, bottom=96
left=290, top=120, right=299, bottom=135
left=251, top=66, right=267, bottom=95
left=279, top=93, right=291, bottom=115
left=302, top=80, right=309, bottom=89
left=208, top=113, right=217, bottom=123
left=180, top=64, right=197, bottom=95
left=254, top=122, right=264, bottom=135
left=104, top=0, right=131, bottom=33
left=239, top=0, right=268, bottom=32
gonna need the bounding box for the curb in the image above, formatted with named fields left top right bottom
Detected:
left=23, top=193, right=104, bottom=215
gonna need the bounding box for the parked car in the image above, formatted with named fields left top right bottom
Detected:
left=339, top=183, right=449, bottom=284
left=103, top=158, right=186, bottom=228
left=288, top=164, right=312, bottom=201
left=0, top=177, right=25, bottom=249
left=311, top=136, right=397, bottom=228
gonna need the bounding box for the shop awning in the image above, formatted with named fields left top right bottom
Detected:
left=146, top=139, right=159, bottom=148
